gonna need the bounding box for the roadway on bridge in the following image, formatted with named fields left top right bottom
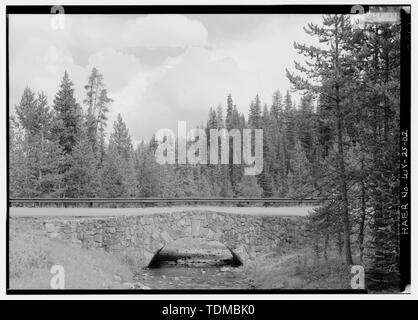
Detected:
left=9, top=206, right=317, bottom=217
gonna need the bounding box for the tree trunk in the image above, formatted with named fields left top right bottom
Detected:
left=336, top=229, right=343, bottom=258
left=359, top=178, right=366, bottom=263
left=313, top=235, right=320, bottom=264
left=323, top=233, right=329, bottom=261
left=335, top=91, right=353, bottom=265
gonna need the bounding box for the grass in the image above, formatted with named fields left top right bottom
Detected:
left=237, top=249, right=401, bottom=292
left=9, top=218, right=141, bottom=290
left=237, top=249, right=353, bottom=290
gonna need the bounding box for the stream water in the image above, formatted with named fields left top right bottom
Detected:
left=134, top=258, right=250, bottom=289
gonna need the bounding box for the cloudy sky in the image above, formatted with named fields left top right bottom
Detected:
left=9, top=14, right=323, bottom=143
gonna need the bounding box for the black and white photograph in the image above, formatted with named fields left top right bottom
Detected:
left=6, top=4, right=410, bottom=294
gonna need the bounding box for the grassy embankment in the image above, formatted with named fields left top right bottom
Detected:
left=237, top=249, right=353, bottom=290
left=9, top=218, right=141, bottom=289
left=236, top=248, right=399, bottom=292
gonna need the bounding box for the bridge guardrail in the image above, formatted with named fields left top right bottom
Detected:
left=9, top=197, right=326, bottom=207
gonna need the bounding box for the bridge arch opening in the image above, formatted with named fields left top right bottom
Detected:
left=147, top=237, right=243, bottom=268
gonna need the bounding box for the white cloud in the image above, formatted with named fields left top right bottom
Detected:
left=9, top=13, right=326, bottom=141
left=115, top=46, right=273, bottom=140
left=87, top=48, right=143, bottom=91
left=43, top=45, right=75, bottom=74
left=124, top=15, right=208, bottom=49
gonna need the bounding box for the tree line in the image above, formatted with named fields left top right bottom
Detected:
left=9, top=74, right=319, bottom=200
left=9, top=15, right=401, bottom=288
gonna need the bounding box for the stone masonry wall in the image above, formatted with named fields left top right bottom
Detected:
left=42, top=210, right=308, bottom=266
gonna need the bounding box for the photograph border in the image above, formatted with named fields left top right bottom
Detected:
left=5, top=4, right=411, bottom=295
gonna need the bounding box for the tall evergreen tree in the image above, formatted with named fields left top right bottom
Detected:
left=271, top=89, right=283, bottom=121
left=225, top=93, right=234, bottom=130
left=67, top=128, right=100, bottom=197
left=109, top=114, right=133, bottom=162
left=52, top=71, right=82, bottom=155
left=258, top=104, right=274, bottom=197
left=100, top=148, right=125, bottom=198
left=84, top=68, right=113, bottom=165
left=287, top=15, right=357, bottom=264
left=15, top=89, right=66, bottom=197
left=248, top=95, right=262, bottom=129
left=9, top=116, right=27, bottom=197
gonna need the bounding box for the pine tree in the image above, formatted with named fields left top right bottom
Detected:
left=287, top=141, right=312, bottom=197
left=235, top=176, right=263, bottom=198
left=230, top=105, right=244, bottom=194
left=216, top=105, right=224, bottom=129
left=248, top=95, right=262, bottom=129
left=351, top=23, right=401, bottom=286
left=271, top=89, right=283, bottom=121
left=14, top=89, right=66, bottom=197
left=15, top=87, right=40, bottom=133
left=215, top=105, right=232, bottom=196
left=135, top=139, right=161, bottom=197
left=296, top=93, right=315, bottom=160
left=157, top=162, right=177, bottom=197
left=108, top=114, right=137, bottom=197
left=258, top=104, right=274, bottom=197
left=13, top=88, right=40, bottom=196
left=174, top=164, right=199, bottom=197
left=100, top=148, right=125, bottom=198
left=109, top=114, right=133, bottom=162
left=270, top=92, right=287, bottom=196
left=9, top=116, right=29, bottom=197
left=225, top=93, right=234, bottom=130
left=120, top=156, right=138, bottom=198
left=37, top=137, right=66, bottom=197
left=284, top=90, right=293, bottom=112
left=67, top=128, right=100, bottom=197
left=287, top=15, right=357, bottom=264
left=223, top=94, right=244, bottom=195
left=52, top=71, right=82, bottom=155
left=206, top=107, right=223, bottom=196
left=84, top=67, right=113, bottom=165
left=283, top=90, right=296, bottom=176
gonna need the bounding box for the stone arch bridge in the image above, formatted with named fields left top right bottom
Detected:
left=41, top=210, right=308, bottom=266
